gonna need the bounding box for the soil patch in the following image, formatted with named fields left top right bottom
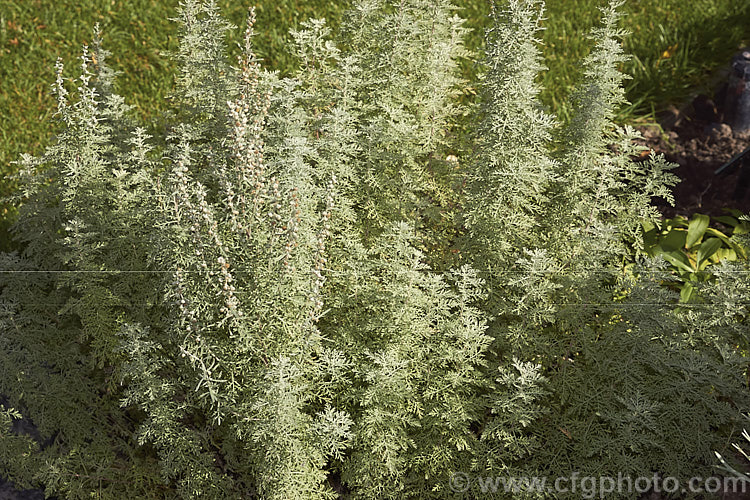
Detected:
left=637, top=93, right=750, bottom=219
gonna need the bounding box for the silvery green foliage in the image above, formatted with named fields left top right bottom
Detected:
left=172, top=0, right=236, bottom=140
left=330, top=227, right=493, bottom=497
left=465, top=0, right=557, bottom=264
left=0, top=25, right=166, bottom=498
left=334, top=0, right=470, bottom=238
left=528, top=1, right=743, bottom=484
left=283, top=7, right=496, bottom=496
left=463, top=0, right=748, bottom=496
left=0, top=0, right=486, bottom=497
left=0, top=0, right=749, bottom=499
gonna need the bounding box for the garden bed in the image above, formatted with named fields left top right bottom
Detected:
left=638, top=94, right=750, bottom=219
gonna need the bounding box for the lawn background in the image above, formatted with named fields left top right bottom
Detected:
left=1, top=0, right=749, bottom=250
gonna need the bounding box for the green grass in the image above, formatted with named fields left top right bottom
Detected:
left=454, top=0, right=750, bottom=122
left=543, top=0, right=750, bottom=122
left=1, top=0, right=749, bottom=250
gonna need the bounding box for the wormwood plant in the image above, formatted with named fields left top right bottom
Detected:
left=463, top=0, right=750, bottom=490
left=1, top=0, right=749, bottom=499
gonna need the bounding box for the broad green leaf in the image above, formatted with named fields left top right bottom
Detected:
left=713, top=215, right=738, bottom=227
left=705, top=227, right=731, bottom=243
left=665, top=216, right=688, bottom=229
left=730, top=240, right=747, bottom=259
left=712, top=247, right=737, bottom=263
left=680, top=282, right=696, bottom=303
left=660, top=228, right=687, bottom=252
left=658, top=249, right=694, bottom=273
left=642, top=228, right=659, bottom=256
left=723, top=208, right=744, bottom=217
left=697, top=238, right=722, bottom=270
left=704, top=227, right=747, bottom=259
left=686, top=214, right=710, bottom=248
